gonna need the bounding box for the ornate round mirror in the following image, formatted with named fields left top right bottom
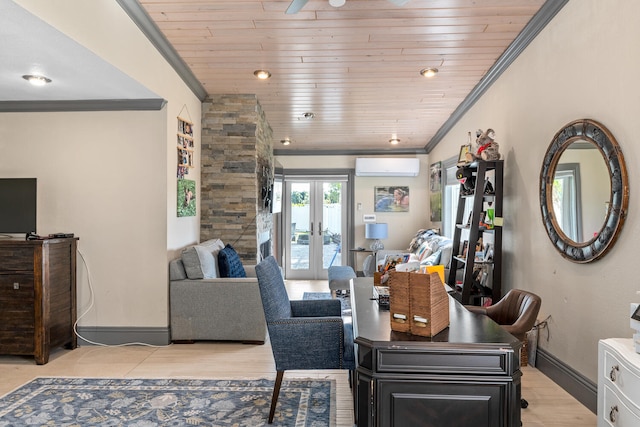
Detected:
left=540, top=119, right=629, bottom=263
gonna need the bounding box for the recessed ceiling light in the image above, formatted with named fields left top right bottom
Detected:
left=389, top=138, right=400, bottom=145
left=281, top=138, right=292, bottom=145
left=302, top=112, right=315, bottom=120
left=22, top=74, right=52, bottom=86
left=253, top=70, right=271, bottom=80
left=419, top=68, right=438, bottom=78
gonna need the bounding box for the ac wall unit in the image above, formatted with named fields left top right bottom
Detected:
left=355, top=157, right=420, bottom=177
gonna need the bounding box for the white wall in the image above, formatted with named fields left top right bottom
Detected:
left=276, top=155, right=431, bottom=251
left=0, top=111, right=167, bottom=327
left=5, top=0, right=202, bottom=328
left=427, top=0, right=640, bottom=382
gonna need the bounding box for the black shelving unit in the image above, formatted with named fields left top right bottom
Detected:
left=447, top=160, right=503, bottom=305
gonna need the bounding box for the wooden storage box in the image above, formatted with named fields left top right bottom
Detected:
left=409, top=272, right=449, bottom=337
left=374, top=272, right=382, bottom=286
left=388, top=271, right=450, bottom=337
left=388, top=271, right=411, bottom=333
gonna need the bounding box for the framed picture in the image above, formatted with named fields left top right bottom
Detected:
left=429, top=161, right=442, bottom=192
left=177, top=179, right=196, bottom=217
left=177, top=116, right=195, bottom=177
left=430, top=192, right=442, bottom=222
left=429, top=161, right=442, bottom=222
left=374, top=186, right=409, bottom=212
left=458, top=144, right=471, bottom=165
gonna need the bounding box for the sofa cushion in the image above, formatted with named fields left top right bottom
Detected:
left=182, top=245, right=218, bottom=279
left=169, top=259, right=188, bottom=281
left=200, top=238, right=225, bottom=255
left=200, top=238, right=225, bottom=276
left=218, top=244, right=246, bottom=278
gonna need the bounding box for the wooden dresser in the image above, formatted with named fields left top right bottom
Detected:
left=0, top=238, right=78, bottom=364
left=598, top=338, right=640, bottom=426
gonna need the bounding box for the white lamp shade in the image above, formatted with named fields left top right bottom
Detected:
left=365, top=223, right=388, bottom=240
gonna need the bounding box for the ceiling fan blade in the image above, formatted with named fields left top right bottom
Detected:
left=388, top=0, right=410, bottom=5
left=286, top=0, right=311, bottom=14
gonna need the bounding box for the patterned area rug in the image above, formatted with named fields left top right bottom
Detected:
left=0, top=377, right=335, bottom=426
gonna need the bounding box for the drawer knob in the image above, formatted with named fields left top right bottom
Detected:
left=609, top=365, right=620, bottom=382
left=609, top=405, right=618, bottom=423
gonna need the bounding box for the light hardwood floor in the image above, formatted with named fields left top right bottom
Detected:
left=0, top=279, right=596, bottom=426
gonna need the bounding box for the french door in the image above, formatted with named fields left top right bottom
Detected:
left=284, top=177, right=348, bottom=279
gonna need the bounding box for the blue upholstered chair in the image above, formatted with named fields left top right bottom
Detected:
left=255, top=256, right=355, bottom=424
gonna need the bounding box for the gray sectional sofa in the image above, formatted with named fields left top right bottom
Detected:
left=168, top=239, right=266, bottom=344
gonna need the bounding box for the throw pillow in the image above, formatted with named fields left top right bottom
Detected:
left=199, top=238, right=224, bottom=276
left=419, top=249, right=442, bottom=266
left=181, top=245, right=218, bottom=279
left=218, top=244, right=246, bottom=278
left=415, top=241, right=433, bottom=262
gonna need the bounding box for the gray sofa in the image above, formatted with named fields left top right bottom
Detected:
left=168, top=243, right=266, bottom=344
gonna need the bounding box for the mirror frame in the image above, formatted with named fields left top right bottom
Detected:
left=540, top=119, right=629, bottom=263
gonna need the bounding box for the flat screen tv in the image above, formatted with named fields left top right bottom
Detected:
left=0, top=178, right=37, bottom=234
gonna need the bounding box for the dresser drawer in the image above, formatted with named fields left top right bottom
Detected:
left=0, top=246, right=34, bottom=271
left=376, top=346, right=513, bottom=376
left=0, top=274, right=35, bottom=304
left=603, top=346, right=640, bottom=409
left=602, top=384, right=640, bottom=426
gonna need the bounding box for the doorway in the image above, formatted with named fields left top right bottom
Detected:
left=284, top=176, right=349, bottom=279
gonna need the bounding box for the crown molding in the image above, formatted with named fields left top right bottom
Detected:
left=116, top=0, right=207, bottom=101
left=0, top=99, right=167, bottom=112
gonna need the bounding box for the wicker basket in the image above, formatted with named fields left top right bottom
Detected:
left=409, top=272, right=450, bottom=337
left=388, top=271, right=411, bottom=333
left=388, top=271, right=450, bottom=336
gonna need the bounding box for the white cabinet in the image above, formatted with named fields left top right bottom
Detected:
left=598, top=338, right=640, bottom=426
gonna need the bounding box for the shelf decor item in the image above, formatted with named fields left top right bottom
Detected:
left=388, top=271, right=450, bottom=337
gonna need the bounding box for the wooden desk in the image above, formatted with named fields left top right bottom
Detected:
left=350, top=279, right=521, bottom=427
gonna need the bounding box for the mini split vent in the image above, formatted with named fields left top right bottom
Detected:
left=355, top=158, right=420, bottom=177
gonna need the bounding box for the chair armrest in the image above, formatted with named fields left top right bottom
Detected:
left=267, top=317, right=347, bottom=370
left=465, top=305, right=488, bottom=315
left=290, top=299, right=341, bottom=317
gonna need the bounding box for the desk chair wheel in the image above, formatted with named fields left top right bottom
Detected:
left=521, top=398, right=529, bottom=409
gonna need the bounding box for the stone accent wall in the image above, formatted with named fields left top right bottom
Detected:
left=200, top=94, right=273, bottom=264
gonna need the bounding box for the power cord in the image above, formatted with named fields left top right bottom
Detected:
left=75, top=247, right=172, bottom=348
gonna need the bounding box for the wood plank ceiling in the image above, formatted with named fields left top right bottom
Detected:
left=139, top=0, right=546, bottom=154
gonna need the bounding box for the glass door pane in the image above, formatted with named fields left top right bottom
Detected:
left=289, top=182, right=311, bottom=272
left=322, top=182, right=343, bottom=270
